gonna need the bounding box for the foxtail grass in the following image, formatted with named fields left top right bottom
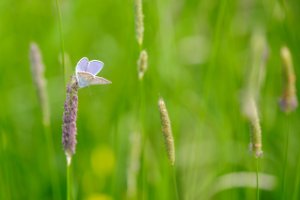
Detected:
left=29, top=42, right=61, bottom=200
left=244, top=96, right=262, bottom=200
left=62, top=76, right=79, bottom=200
left=30, top=43, right=50, bottom=127
left=62, top=76, right=78, bottom=164
left=279, top=46, right=297, bottom=199
left=137, top=50, right=148, bottom=80
left=134, top=0, right=144, bottom=47
left=134, top=0, right=149, bottom=197
left=158, top=97, right=178, bottom=200
left=158, top=97, right=175, bottom=165
left=240, top=31, right=268, bottom=200
left=241, top=29, right=267, bottom=158
left=279, top=46, right=298, bottom=113
left=248, top=97, right=263, bottom=158
left=242, top=94, right=263, bottom=200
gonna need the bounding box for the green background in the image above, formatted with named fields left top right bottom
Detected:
left=0, top=0, right=300, bottom=199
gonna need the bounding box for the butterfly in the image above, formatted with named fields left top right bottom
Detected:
left=76, top=57, right=111, bottom=88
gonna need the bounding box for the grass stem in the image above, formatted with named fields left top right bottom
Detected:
left=67, top=161, right=72, bottom=200
left=282, top=123, right=290, bottom=199
left=293, top=152, right=300, bottom=200
left=256, top=158, right=260, bottom=200
left=139, top=80, right=147, bottom=200
left=171, top=166, right=179, bottom=200
left=44, top=124, right=61, bottom=200
left=55, top=0, right=66, bottom=84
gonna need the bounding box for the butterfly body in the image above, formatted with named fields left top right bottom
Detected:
left=75, top=57, right=111, bottom=88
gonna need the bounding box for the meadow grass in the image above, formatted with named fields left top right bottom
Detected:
left=0, top=0, right=300, bottom=199
left=30, top=42, right=61, bottom=200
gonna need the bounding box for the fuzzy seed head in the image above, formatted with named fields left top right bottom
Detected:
left=29, top=42, right=50, bottom=126
left=158, top=97, right=175, bottom=165
left=247, top=97, right=263, bottom=158
left=137, top=50, right=148, bottom=80
left=280, top=46, right=298, bottom=113
left=62, top=76, right=79, bottom=161
left=134, top=0, right=144, bottom=46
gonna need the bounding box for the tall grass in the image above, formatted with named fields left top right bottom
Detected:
left=158, top=97, right=179, bottom=200
left=29, top=42, right=61, bottom=200
left=1, top=0, right=300, bottom=199
left=62, top=77, right=79, bottom=200
left=279, top=46, right=298, bottom=199
left=134, top=0, right=148, bottom=198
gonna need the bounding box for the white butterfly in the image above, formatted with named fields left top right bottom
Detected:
left=76, top=57, right=111, bottom=88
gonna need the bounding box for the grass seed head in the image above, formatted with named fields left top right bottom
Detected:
left=247, top=97, right=263, bottom=158
left=279, top=46, right=298, bottom=113
left=134, top=0, right=144, bottom=46
left=137, top=50, right=148, bottom=80
left=158, top=97, right=175, bottom=165
left=29, top=42, right=50, bottom=126
left=62, top=76, right=79, bottom=164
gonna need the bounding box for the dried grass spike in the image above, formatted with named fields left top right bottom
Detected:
left=134, top=0, right=144, bottom=46
left=279, top=46, right=298, bottom=113
left=137, top=50, right=148, bottom=80
left=248, top=98, right=263, bottom=158
left=29, top=42, right=50, bottom=126
left=158, top=97, right=175, bottom=165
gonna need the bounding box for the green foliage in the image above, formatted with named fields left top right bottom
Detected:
left=0, top=0, right=300, bottom=199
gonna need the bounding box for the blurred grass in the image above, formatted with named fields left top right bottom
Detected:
left=0, top=0, right=300, bottom=199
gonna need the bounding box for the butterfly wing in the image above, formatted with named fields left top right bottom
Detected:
left=76, top=57, right=89, bottom=73
left=88, top=76, right=112, bottom=86
left=76, top=71, right=94, bottom=88
left=87, top=60, right=104, bottom=75
left=76, top=71, right=111, bottom=88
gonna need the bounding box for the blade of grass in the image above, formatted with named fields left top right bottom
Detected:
left=55, top=0, right=66, bottom=84
left=44, top=125, right=61, bottom=200
left=281, top=120, right=290, bottom=200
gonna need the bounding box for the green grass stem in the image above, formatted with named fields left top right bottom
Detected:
left=44, top=124, right=61, bottom=200
left=67, top=161, right=72, bottom=200
left=172, top=166, right=179, bottom=200
left=293, top=152, right=300, bottom=200
left=256, top=158, right=260, bottom=200
left=55, top=0, right=66, bottom=84
left=281, top=122, right=290, bottom=199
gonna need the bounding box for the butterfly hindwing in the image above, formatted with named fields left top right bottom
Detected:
left=89, top=76, right=112, bottom=86
left=76, top=71, right=111, bottom=88
left=87, top=60, right=104, bottom=75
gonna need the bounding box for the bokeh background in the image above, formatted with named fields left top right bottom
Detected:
left=1, top=0, right=300, bottom=199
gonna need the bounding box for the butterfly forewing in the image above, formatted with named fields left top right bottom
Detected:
left=76, top=57, right=89, bottom=73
